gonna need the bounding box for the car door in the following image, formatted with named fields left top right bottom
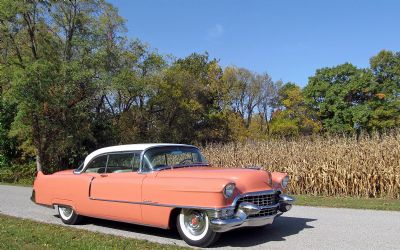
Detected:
left=88, top=152, right=146, bottom=222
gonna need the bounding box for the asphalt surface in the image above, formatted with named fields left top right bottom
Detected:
left=0, top=184, right=399, bottom=249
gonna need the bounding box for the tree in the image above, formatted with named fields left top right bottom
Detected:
left=148, top=53, right=228, bottom=144
left=304, top=63, right=376, bottom=134
left=369, top=50, right=400, bottom=130
left=0, top=96, right=19, bottom=167
left=223, top=67, right=258, bottom=128
left=270, top=83, right=320, bottom=137
left=222, top=66, right=279, bottom=130
left=0, top=0, right=121, bottom=172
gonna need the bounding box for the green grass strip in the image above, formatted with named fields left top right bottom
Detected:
left=293, top=194, right=400, bottom=211
left=0, top=214, right=188, bottom=250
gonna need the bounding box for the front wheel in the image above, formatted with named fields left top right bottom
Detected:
left=57, top=205, right=82, bottom=225
left=176, top=209, right=220, bottom=247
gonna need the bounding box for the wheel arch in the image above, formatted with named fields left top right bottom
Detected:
left=168, top=207, right=181, bottom=229
left=51, top=199, right=77, bottom=212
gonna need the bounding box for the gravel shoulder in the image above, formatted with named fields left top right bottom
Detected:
left=1, top=184, right=399, bottom=249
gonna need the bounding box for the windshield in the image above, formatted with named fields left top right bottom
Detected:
left=142, top=146, right=208, bottom=171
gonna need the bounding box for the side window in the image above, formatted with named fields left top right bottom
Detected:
left=85, top=155, right=108, bottom=173
left=107, top=153, right=140, bottom=173
left=131, top=153, right=140, bottom=171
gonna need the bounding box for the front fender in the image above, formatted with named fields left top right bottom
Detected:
left=142, top=176, right=233, bottom=209
left=271, top=172, right=288, bottom=190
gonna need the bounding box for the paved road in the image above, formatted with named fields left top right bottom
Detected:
left=0, top=184, right=399, bottom=249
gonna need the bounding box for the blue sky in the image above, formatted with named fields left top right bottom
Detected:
left=108, top=0, right=400, bottom=87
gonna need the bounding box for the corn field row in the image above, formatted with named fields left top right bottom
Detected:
left=202, top=134, right=400, bottom=198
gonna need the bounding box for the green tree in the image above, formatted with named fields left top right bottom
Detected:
left=0, top=0, right=120, bottom=172
left=0, top=97, right=19, bottom=167
left=149, top=53, right=228, bottom=144
left=369, top=50, right=400, bottom=130
left=304, top=63, right=376, bottom=134
left=270, top=83, right=320, bottom=137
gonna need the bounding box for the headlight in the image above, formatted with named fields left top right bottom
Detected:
left=223, top=183, right=235, bottom=198
left=281, top=176, right=289, bottom=188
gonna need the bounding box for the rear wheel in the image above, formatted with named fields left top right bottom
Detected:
left=58, top=205, right=82, bottom=225
left=176, top=209, right=220, bottom=247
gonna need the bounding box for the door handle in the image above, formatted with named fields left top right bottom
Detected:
left=100, top=174, right=108, bottom=177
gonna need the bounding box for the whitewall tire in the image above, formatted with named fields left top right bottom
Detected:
left=176, top=209, right=220, bottom=247
left=57, top=205, right=82, bottom=225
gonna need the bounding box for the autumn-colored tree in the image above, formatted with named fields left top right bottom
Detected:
left=270, top=83, right=320, bottom=137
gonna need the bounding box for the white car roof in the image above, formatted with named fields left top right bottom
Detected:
left=83, top=143, right=196, bottom=167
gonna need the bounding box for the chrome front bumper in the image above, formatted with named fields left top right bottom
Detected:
left=209, top=194, right=295, bottom=233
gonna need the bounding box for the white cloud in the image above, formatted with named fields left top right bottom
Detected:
left=207, top=24, right=224, bottom=40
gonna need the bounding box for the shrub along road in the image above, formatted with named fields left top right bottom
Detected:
left=0, top=185, right=399, bottom=249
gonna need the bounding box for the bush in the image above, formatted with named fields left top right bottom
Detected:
left=0, top=163, right=36, bottom=185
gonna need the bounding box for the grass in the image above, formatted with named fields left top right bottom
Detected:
left=0, top=214, right=188, bottom=250
left=293, top=194, right=400, bottom=211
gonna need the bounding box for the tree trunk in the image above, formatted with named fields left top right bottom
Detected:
left=32, top=114, right=44, bottom=172
left=36, top=154, right=42, bottom=172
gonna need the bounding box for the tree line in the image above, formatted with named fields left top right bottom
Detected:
left=0, top=0, right=399, bottom=173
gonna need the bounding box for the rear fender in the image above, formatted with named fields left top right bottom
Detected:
left=52, top=199, right=77, bottom=211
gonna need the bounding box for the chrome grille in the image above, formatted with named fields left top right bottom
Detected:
left=237, top=193, right=278, bottom=207
left=236, top=192, right=279, bottom=218
left=249, top=207, right=277, bottom=218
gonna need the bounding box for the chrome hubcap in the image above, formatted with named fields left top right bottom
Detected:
left=60, top=207, right=72, bottom=217
left=183, top=210, right=206, bottom=236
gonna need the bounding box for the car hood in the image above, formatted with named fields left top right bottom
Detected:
left=155, top=167, right=273, bottom=194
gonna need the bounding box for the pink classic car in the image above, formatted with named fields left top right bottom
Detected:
left=32, top=143, right=294, bottom=247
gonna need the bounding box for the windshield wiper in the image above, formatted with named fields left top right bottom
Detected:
left=154, top=165, right=172, bottom=171
left=172, top=162, right=210, bottom=168
left=155, top=163, right=209, bottom=171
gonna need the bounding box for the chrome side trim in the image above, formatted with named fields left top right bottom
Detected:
left=88, top=190, right=280, bottom=211
left=88, top=197, right=222, bottom=210
left=89, top=190, right=284, bottom=211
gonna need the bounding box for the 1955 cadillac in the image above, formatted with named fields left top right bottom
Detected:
left=32, top=143, right=294, bottom=247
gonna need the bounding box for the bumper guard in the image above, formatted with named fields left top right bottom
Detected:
left=209, top=194, right=295, bottom=233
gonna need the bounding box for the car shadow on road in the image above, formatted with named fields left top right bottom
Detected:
left=53, top=214, right=315, bottom=247
left=53, top=215, right=181, bottom=240
left=214, top=216, right=316, bottom=248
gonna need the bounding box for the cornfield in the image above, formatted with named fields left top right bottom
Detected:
left=202, top=133, right=400, bottom=198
